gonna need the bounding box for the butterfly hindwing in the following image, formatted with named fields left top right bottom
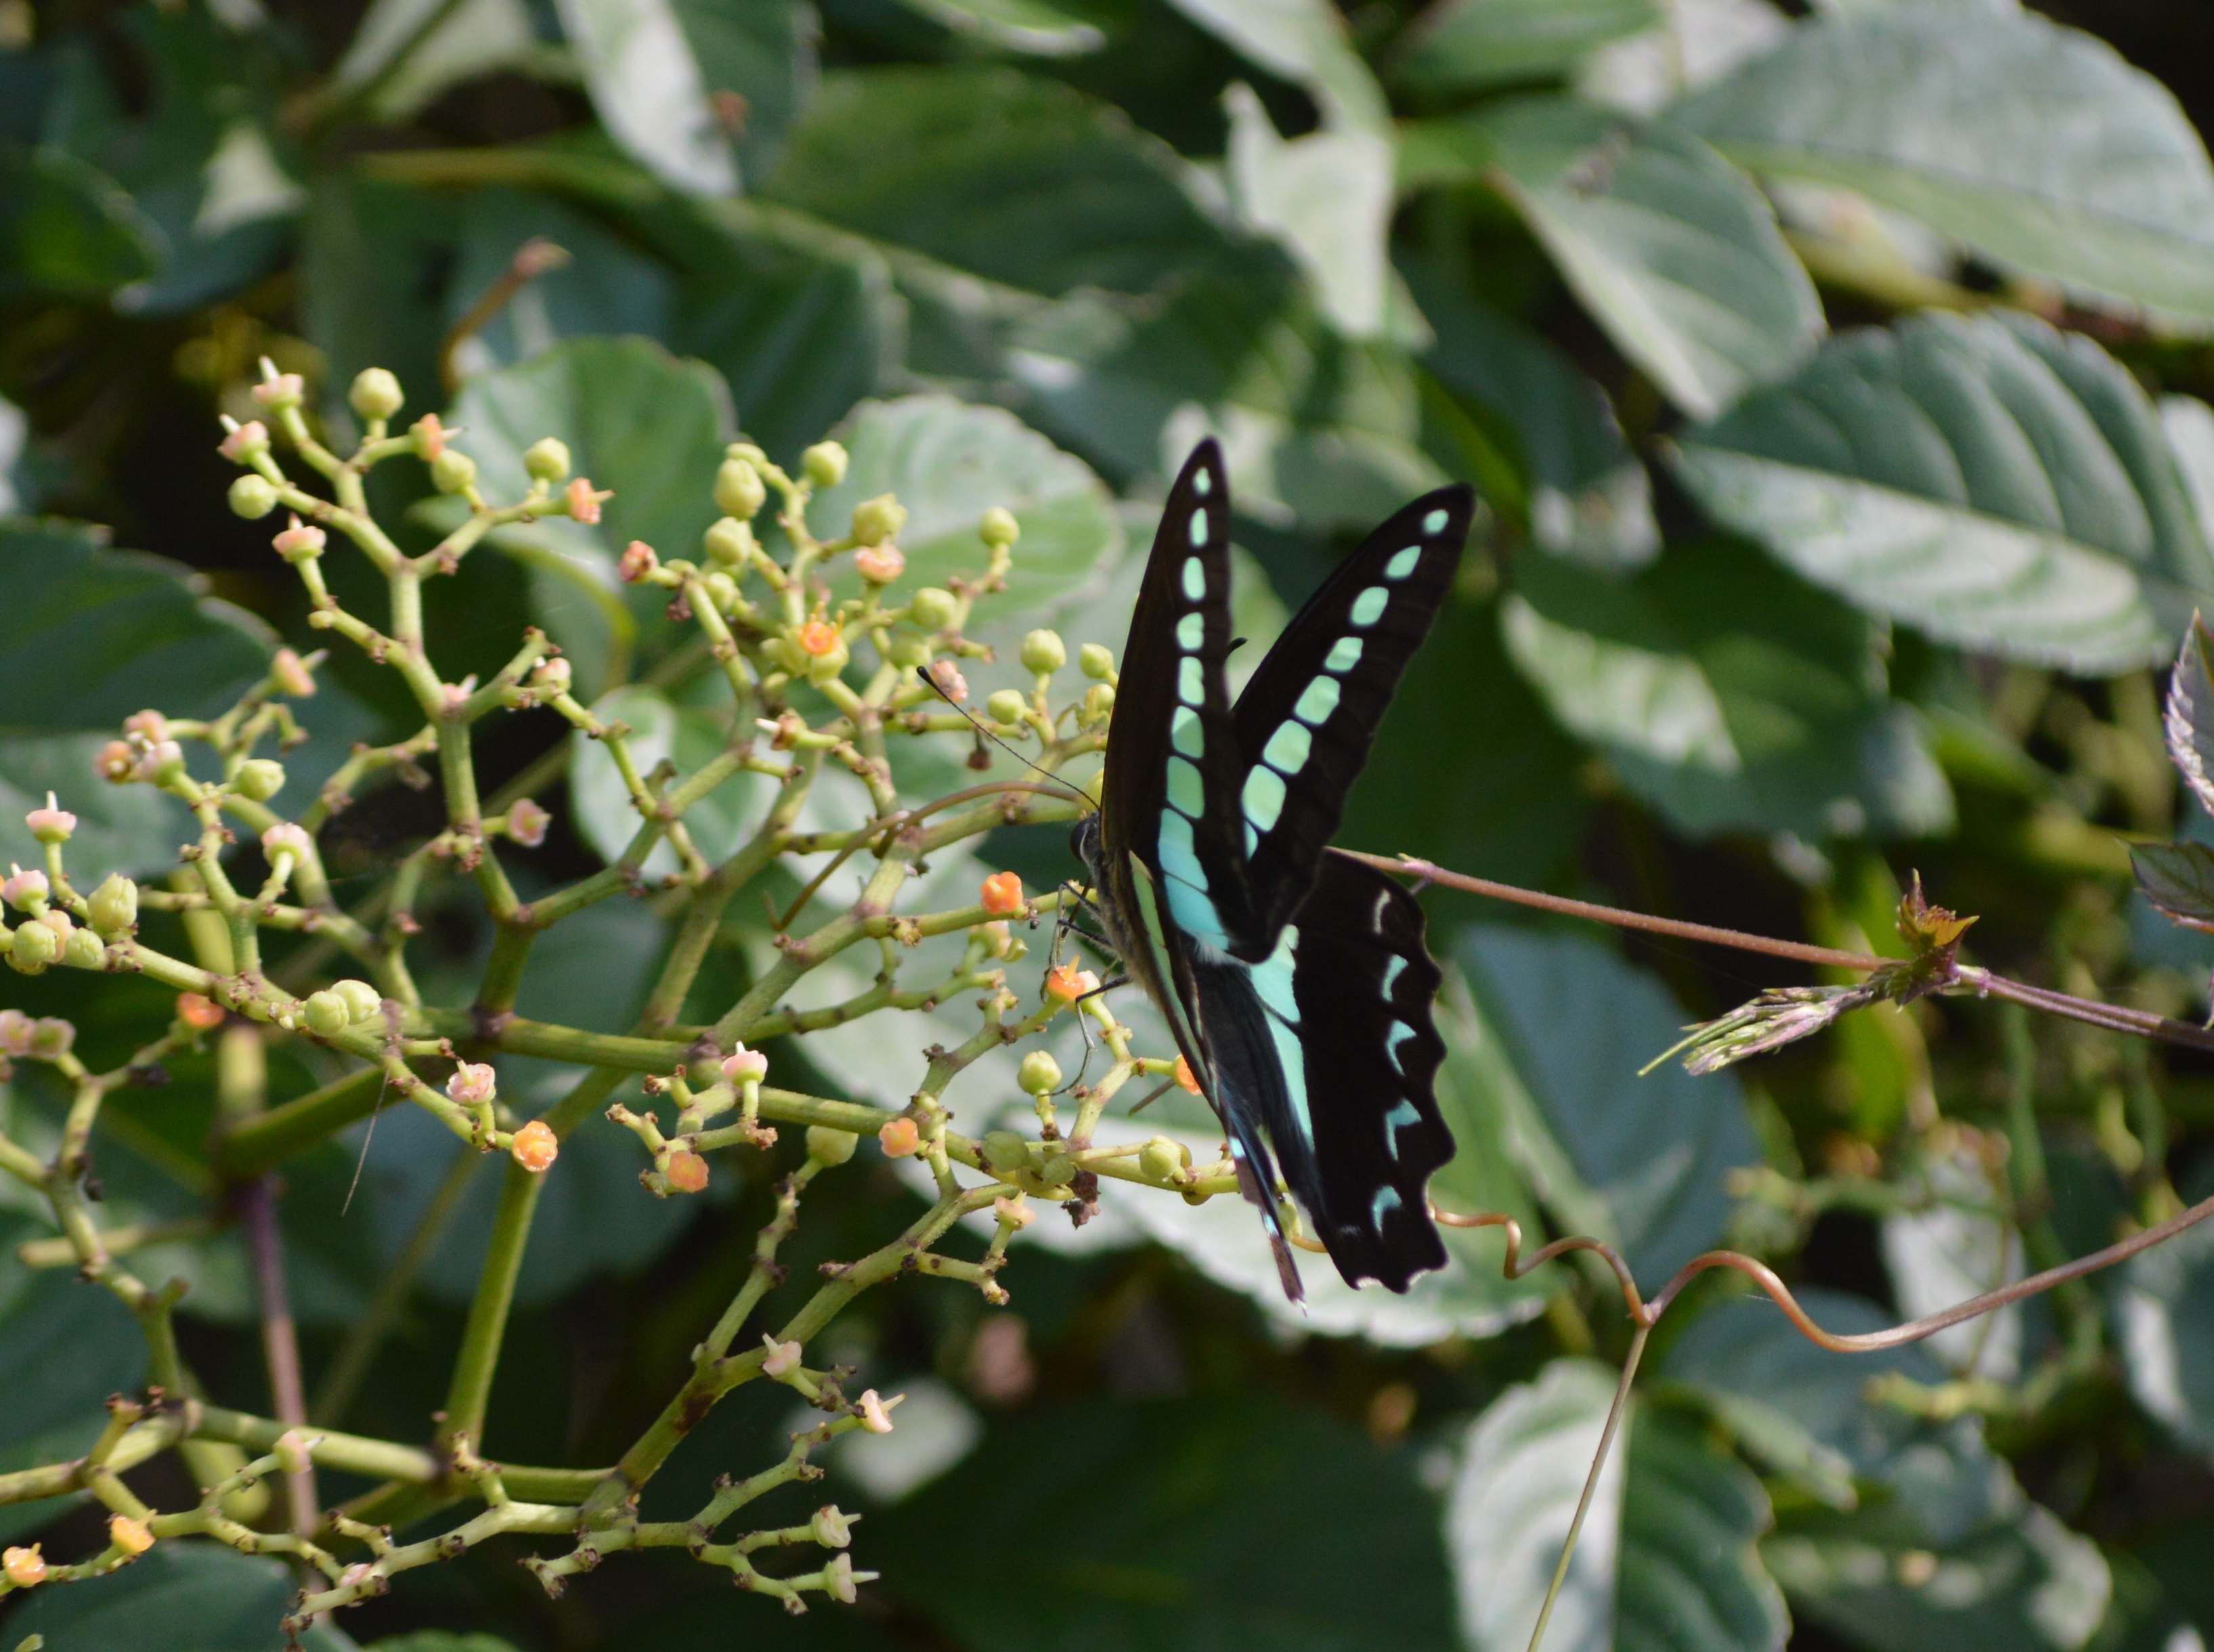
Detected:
left=1229, top=485, right=1475, bottom=950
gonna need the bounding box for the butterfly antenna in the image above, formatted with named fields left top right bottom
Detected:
left=913, top=667, right=1093, bottom=808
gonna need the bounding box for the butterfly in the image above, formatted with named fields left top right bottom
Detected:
left=1072, top=439, right=1471, bottom=1300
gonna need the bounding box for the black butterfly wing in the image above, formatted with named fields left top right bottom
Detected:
left=1229, top=485, right=1475, bottom=949
left=1100, top=438, right=1263, bottom=958
left=1288, top=851, right=1453, bottom=1289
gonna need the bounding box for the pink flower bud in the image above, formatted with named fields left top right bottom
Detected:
left=0, top=1009, right=33, bottom=1057
left=618, top=540, right=659, bottom=582
left=251, top=372, right=304, bottom=408
left=133, top=741, right=183, bottom=783
left=664, top=1149, right=709, bottom=1192
left=812, top=1506, right=853, bottom=1549
left=878, top=1116, right=920, bottom=1158
left=564, top=477, right=606, bottom=525
left=271, top=515, right=326, bottom=561
left=123, top=710, right=167, bottom=741
left=855, top=1389, right=898, bottom=1435
left=412, top=412, right=446, bottom=460
left=531, top=657, right=572, bottom=695
left=760, top=1335, right=802, bottom=1377
left=506, top=798, right=550, bottom=848
left=261, top=823, right=311, bottom=861
left=108, top=1515, right=154, bottom=1556
left=218, top=420, right=269, bottom=462
left=26, top=794, right=75, bottom=843
left=927, top=659, right=968, bottom=704
left=447, top=1061, right=496, bottom=1106
left=854, top=544, right=905, bottom=584
left=3, top=1542, right=46, bottom=1588
left=510, top=1118, right=557, bottom=1171
left=95, top=739, right=136, bottom=783
left=29, top=1018, right=73, bottom=1060
left=272, top=649, right=318, bottom=697
left=2, top=866, right=49, bottom=910
left=825, top=1551, right=857, bottom=1604
left=721, top=1044, right=768, bottom=1084
left=993, top=1195, right=1034, bottom=1229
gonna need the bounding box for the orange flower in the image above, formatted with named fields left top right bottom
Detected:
left=878, top=1116, right=921, bottom=1158
left=510, top=1118, right=559, bottom=1172
left=797, top=618, right=841, bottom=656
left=664, top=1150, right=709, bottom=1192
left=564, top=476, right=603, bottom=525
left=108, top=1515, right=154, bottom=1556
left=412, top=412, right=446, bottom=461
left=1045, top=964, right=1100, bottom=1003
left=177, top=993, right=225, bottom=1030
left=979, top=871, right=1023, bottom=916
left=1173, top=1054, right=1200, bottom=1093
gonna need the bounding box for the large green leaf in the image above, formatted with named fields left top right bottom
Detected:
left=1009, top=277, right=1443, bottom=529
left=1391, top=0, right=1662, bottom=93
left=1460, top=928, right=1760, bottom=1284
left=1502, top=538, right=1953, bottom=839
left=1671, top=7, right=2214, bottom=328
left=879, top=1397, right=1456, bottom=1647
left=1404, top=97, right=1823, bottom=418
left=884, top=0, right=1108, bottom=56
left=1222, top=86, right=1396, bottom=341
left=1666, top=1290, right=2112, bottom=1651
left=0, top=1265, right=146, bottom=1544
left=0, top=146, right=160, bottom=299
left=2115, top=1202, right=2214, bottom=1461
left=325, top=0, right=540, bottom=124
left=1578, top=0, right=1788, bottom=116
left=0, top=519, right=272, bottom=734
left=762, top=66, right=1241, bottom=301
left=1879, top=1143, right=2022, bottom=1381
left=442, top=192, right=678, bottom=378
left=1165, top=0, right=1389, bottom=131
left=1448, top=1361, right=1786, bottom=1651
left=0, top=733, right=183, bottom=875
left=1670, top=311, right=2214, bottom=672
left=1411, top=260, right=1659, bottom=569
left=569, top=683, right=782, bottom=875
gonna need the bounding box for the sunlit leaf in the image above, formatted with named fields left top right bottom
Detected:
left=1391, top=0, right=1661, bottom=93
left=2164, top=617, right=2214, bottom=820
left=2117, top=1191, right=2214, bottom=1460
left=1223, top=85, right=1396, bottom=340
left=886, top=0, right=1108, bottom=56
left=1880, top=1143, right=2022, bottom=1381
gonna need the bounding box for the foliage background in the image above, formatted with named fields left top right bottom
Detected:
left=7, top=0, right=2214, bottom=1648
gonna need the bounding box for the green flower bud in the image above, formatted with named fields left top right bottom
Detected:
left=850, top=494, right=907, bottom=547
left=714, top=458, right=768, bottom=520
left=332, top=979, right=383, bottom=1024
left=88, top=874, right=139, bottom=937
left=907, top=587, right=958, bottom=631
left=1020, top=629, right=1066, bottom=675
left=234, top=758, right=286, bottom=802
left=726, top=441, right=768, bottom=467
left=1079, top=643, right=1116, bottom=680
left=429, top=449, right=477, bottom=494
left=63, top=928, right=104, bottom=970
left=986, top=688, right=1028, bottom=726
left=302, top=990, right=351, bottom=1037
left=523, top=437, right=571, bottom=483
left=228, top=475, right=280, bottom=520
left=348, top=368, right=404, bottom=422
left=806, top=1125, right=859, bottom=1167
left=703, top=516, right=754, bottom=567
left=981, top=1129, right=1030, bottom=1176
left=802, top=441, right=848, bottom=490
left=1018, top=1051, right=1062, bottom=1095
left=980, top=506, right=1020, bottom=549
left=888, top=634, right=932, bottom=670
left=1083, top=683, right=1115, bottom=723
left=1139, top=1136, right=1188, bottom=1182
left=805, top=637, right=850, bottom=682
left=701, top=570, right=740, bottom=612
left=8, top=920, right=57, bottom=971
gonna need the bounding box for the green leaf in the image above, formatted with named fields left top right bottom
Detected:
left=1448, top=1362, right=1785, bottom=1651
left=1669, top=311, right=2214, bottom=672
left=569, top=684, right=780, bottom=874
left=1502, top=539, right=1953, bottom=839
left=0, top=146, right=161, bottom=299
left=0, top=1267, right=146, bottom=1543
left=4, top=1540, right=356, bottom=1650
left=879, top=1397, right=1457, bottom=1647
left=443, top=191, right=678, bottom=378
left=1578, top=0, right=1789, bottom=116
left=1009, top=277, right=1444, bottom=530
left=1410, top=260, right=1659, bottom=569
left=2163, top=615, right=2214, bottom=820
left=2133, top=842, right=2214, bottom=932
left=807, top=395, right=1124, bottom=623
left=884, top=0, right=1108, bottom=56
left=445, top=336, right=732, bottom=693
left=1879, top=1143, right=2022, bottom=1380
left=1164, top=0, right=1389, bottom=131
left=326, top=0, right=540, bottom=124
left=2116, top=1198, right=2214, bottom=1460
left=1459, top=928, right=1759, bottom=1282
left=763, top=66, right=1242, bottom=301
left=1391, top=0, right=1662, bottom=93
left=2161, top=395, right=2214, bottom=550
left=1405, top=97, right=1823, bottom=418
left=1671, top=7, right=2214, bottom=329
left=1223, top=85, right=1396, bottom=340
left=0, top=519, right=272, bottom=734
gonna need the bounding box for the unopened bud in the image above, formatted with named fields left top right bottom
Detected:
left=349, top=367, right=403, bottom=422
left=235, top=758, right=286, bottom=802
left=802, top=441, right=848, bottom=489
left=1018, top=1051, right=1062, bottom=1095
left=715, top=457, right=768, bottom=519
left=303, top=991, right=351, bottom=1036
left=986, top=688, right=1028, bottom=726
left=1079, top=643, right=1115, bottom=680
left=89, top=873, right=139, bottom=936
left=703, top=516, right=754, bottom=566
left=908, top=587, right=957, bottom=630
left=806, top=1125, right=859, bottom=1166
left=229, top=475, right=280, bottom=519
left=429, top=448, right=477, bottom=494
left=1140, top=1135, right=1187, bottom=1181
left=332, top=979, right=382, bottom=1024
left=1020, top=630, right=1065, bottom=675
left=523, top=437, right=571, bottom=483
left=850, top=494, right=907, bottom=547
left=980, top=506, right=1020, bottom=548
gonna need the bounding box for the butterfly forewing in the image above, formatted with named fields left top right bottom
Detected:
left=1229, top=485, right=1475, bottom=949
left=1102, top=439, right=1263, bottom=955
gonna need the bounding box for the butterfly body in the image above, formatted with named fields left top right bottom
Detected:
left=1079, top=441, right=1471, bottom=1299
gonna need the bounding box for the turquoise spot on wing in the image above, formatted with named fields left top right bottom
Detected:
left=1242, top=765, right=1286, bottom=831
left=1178, top=656, right=1204, bottom=705
left=1423, top=507, right=1448, bottom=534
left=1385, top=1098, right=1422, bottom=1133
left=1371, top=1186, right=1403, bottom=1224
left=1326, top=636, right=1362, bottom=672
left=1252, top=932, right=1311, bottom=1147
left=1384, top=1022, right=1421, bottom=1073
left=1295, top=677, right=1341, bottom=724
left=1176, top=611, right=1204, bottom=649
left=1350, top=587, right=1389, bottom=627
left=1158, top=808, right=1200, bottom=879
left=1194, top=470, right=1213, bottom=496
left=1181, top=558, right=1206, bottom=601
left=1381, top=955, right=1407, bottom=1001
left=1261, top=720, right=1311, bottom=774
left=1165, top=876, right=1229, bottom=949
left=1384, top=546, right=1421, bottom=580
left=1170, top=705, right=1203, bottom=756
left=1244, top=823, right=1257, bottom=856
left=1166, top=756, right=1204, bottom=815
left=1190, top=507, right=1208, bottom=542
